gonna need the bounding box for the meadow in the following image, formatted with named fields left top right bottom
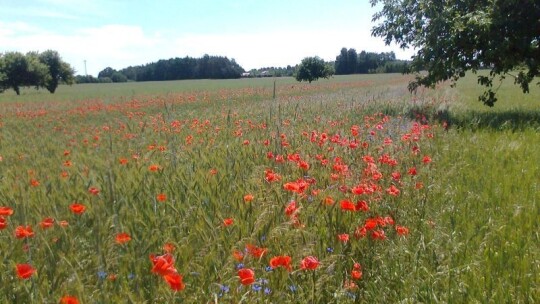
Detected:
left=0, top=73, right=538, bottom=303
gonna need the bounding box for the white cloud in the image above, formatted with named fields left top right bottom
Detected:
left=0, top=21, right=415, bottom=76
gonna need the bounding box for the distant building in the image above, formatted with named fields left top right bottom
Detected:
left=241, top=72, right=252, bottom=77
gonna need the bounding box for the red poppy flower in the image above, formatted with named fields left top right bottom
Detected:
left=269, top=255, right=292, bottom=271
left=351, top=269, right=363, bottom=280
left=324, top=196, right=334, bottom=205
left=233, top=250, right=244, bottom=262
left=40, top=217, right=55, bottom=229
left=243, top=194, right=254, bottom=202
left=264, top=169, right=281, bottom=182
left=119, top=158, right=129, bottom=165
left=300, top=256, right=319, bottom=270
left=222, top=218, right=234, bottom=227
left=386, top=185, right=400, bottom=196
left=0, top=216, right=7, bottom=230
left=148, top=164, right=162, bottom=172
left=396, top=225, right=410, bottom=236
left=16, top=263, right=36, bottom=279
left=340, top=199, right=356, bottom=211
left=364, top=218, right=378, bottom=230
left=284, top=201, right=298, bottom=217
left=60, top=296, right=79, bottom=304
left=163, top=272, right=185, bottom=291
left=0, top=206, right=14, bottom=216
left=337, top=233, right=349, bottom=243
left=69, top=203, right=86, bottom=214
left=156, top=193, right=167, bottom=202
left=238, top=268, right=255, bottom=285
left=88, top=187, right=100, bottom=195
left=149, top=253, right=176, bottom=276
left=115, top=232, right=131, bottom=244
left=246, top=244, right=267, bottom=259
left=15, top=225, right=34, bottom=239
left=163, top=243, right=175, bottom=253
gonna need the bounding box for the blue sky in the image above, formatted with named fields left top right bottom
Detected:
left=0, top=0, right=413, bottom=76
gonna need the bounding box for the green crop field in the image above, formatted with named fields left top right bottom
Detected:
left=0, top=74, right=538, bottom=303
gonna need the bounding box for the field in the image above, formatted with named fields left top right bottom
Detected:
left=0, top=74, right=538, bottom=303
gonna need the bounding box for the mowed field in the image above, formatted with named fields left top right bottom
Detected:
left=0, top=74, right=538, bottom=303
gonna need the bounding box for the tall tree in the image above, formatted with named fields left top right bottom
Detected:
left=39, top=50, right=75, bottom=93
left=371, top=0, right=540, bottom=106
left=347, top=48, right=358, bottom=74
left=335, top=48, right=349, bottom=74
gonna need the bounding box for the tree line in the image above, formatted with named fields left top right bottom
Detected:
left=77, top=55, right=245, bottom=83
left=0, top=50, right=74, bottom=95
left=334, top=48, right=409, bottom=75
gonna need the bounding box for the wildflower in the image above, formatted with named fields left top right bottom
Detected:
left=264, top=169, right=281, bottom=182
left=119, top=158, right=129, bottom=165
left=233, top=250, right=244, bottom=261
left=115, top=232, right=131, bottom=244
left=408, top=167, right=417, bottom=176
left=69, top=203, right=86, bottom=214
left=209, top=168, right=218, bottom=175
left=149, top=253, right=176, bottom=276
left=246, top=244, right=267, bottom=259
left=60, top=296, right=79, bottom=304
left=163, top=272, right=185, bottom=291
left=396, top=225, right=410, bottom=236
left=15, top=225, right=34, bottom=239
left=16, top=263, right=36, bottom=279
left=156, top=193, right=167, bottom=202
left=340, top=199, right=356, bottom=211
left=88, top=187, right=100, bottom=195
left=351, top=269, right=363, bottom=280
left=238, top=268, right=255, bottom=285
left=371, top=229, right=387, bottom=240
left=269, top=255, right=292, bottom=271
left=337, top=233, right=349, bottom=243
left=300, top=256, right=319, bottom=270
left=422, top=156, right=432, bottom=164
left=0, top=206, right=14, bottom=216
left=59, top=220, right=69, bottom=227
left=148, top=164, right=161, bottom=172
left=40, top=217, right=55, bottom=229
left=223, top=218, right=234, bottom=227
left=324, top=196, right=334, bottom=206
left=355, top=200, right=369, bottom=212
left=30, top=179, right=40, bottom=187
left=284, top=201, right=299, bottom=217
left=163, top=243, right=175, bottom=253
left=0, top=216, right=6, bottom=230
left=386, top=185, right=400, bottom=196
left=243, top=194, right=254, bottom=202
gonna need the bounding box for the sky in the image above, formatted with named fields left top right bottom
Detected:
left=0, top=0, right=414, bottom=76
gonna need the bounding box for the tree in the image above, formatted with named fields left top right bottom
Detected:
left=0, top=52, right=48, bottom=95
left=110, top=71, right=128, bottom=83
left=371, top=0, right=540, bottom=106
left=38, top=50, right=75, bottom=93
left=295, top=57, right=334, bottom=83
left=98, top=67, right=116, bottom=79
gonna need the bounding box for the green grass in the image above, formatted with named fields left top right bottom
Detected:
left=0, top=73, right=537, bottom=303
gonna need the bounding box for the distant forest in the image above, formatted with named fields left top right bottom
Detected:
left=75, top=48, right=409, bottom=83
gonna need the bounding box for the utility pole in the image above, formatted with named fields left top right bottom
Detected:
left=84, top=60, right=87, bottom=76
